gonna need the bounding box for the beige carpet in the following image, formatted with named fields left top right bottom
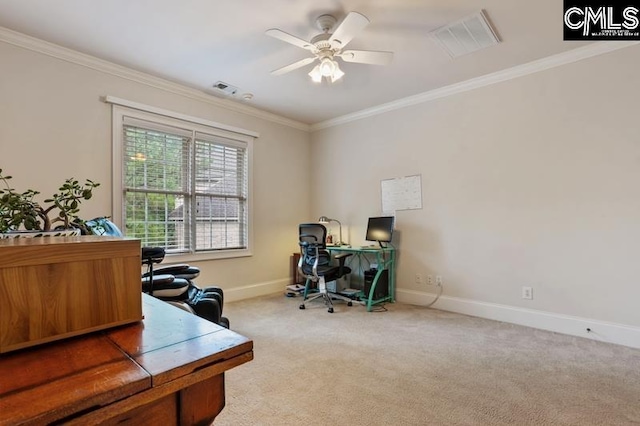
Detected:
left=215, top=294, right=640, bottom=426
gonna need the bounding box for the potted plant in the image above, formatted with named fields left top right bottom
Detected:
left=0, top=169, right=100, bottom=237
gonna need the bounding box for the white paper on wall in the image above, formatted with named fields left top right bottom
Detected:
left=381, top=174, right=422, bottom=213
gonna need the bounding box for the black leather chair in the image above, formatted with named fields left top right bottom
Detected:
left=83, top=217, right=229, bottom=328
left=298, top=223, right=353, bottom=313
left=140, top=247, right=228, bottom=328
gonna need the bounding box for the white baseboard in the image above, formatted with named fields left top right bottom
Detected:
left=396, top=289, right=640, bottom=349
left=225, top=278, right=288, bottom=303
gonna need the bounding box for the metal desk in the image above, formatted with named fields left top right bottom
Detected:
left=327, top=245, right=396, bottom=311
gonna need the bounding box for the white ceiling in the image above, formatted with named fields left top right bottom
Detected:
left=0, top=0, right=590, bottom=125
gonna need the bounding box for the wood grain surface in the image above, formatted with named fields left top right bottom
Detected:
left=0, top=237, right=142, bottom=353
left=0, top=294, right=254, bottom=425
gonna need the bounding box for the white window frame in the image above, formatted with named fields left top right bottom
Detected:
left=108, top=97, right=257, bottom=261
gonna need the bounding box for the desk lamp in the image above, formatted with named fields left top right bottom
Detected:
left=318, top=216, right=344, bottom=245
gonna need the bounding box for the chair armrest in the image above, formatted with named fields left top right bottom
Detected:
left=334, top=252, right=352, bottom=276
left=334, top=253, right=352, bottom=260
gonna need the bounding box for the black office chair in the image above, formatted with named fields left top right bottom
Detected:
left=298, top=223, right=353, bottom=313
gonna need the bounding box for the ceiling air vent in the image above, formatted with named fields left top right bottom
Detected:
left=431, top=10, right=499, bottom=58
left=212, top=81, right=239, bottom=96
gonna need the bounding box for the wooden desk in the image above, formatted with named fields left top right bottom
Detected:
left=0, top=294, right=253, bottom=425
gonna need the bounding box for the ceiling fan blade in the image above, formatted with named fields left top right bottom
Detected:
left=329, top=12, right=370, bottom=48
left=339, top=50, right=394, bottom=65
left=271, top=57, right=316, bottom=76
left=265, top=29, right=314, bottom=51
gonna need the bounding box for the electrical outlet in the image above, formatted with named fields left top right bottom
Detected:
left=427, top=275, right=433, bottom=285
left=435, top=275, right=442, bottom=286
left=522, top=286, right=533, bottom=300
left=414, top=274, right=423, bottom=284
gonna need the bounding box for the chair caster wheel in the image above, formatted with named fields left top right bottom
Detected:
left=299, top=304, right=305, bottom=310
left=328, top=308, right=334, bottom=313
left=347, top=301, right=353, bottom=306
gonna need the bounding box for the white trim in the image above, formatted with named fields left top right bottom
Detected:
left=0, top=26, right=309, bottom=132
left=2, top=25, right=638, bottom=134
left=111, top=104, right=254, bottom=258
left=223, top=283, right=640, bottom=350
left=396, top=288, right=640, bottom=349
left=224, top=278, right=288, bottom=303
left=310, top=41, right=640, bottom=131
left=164, top=250, right=253, bottom=263
left=111, top=106, right=122, bottom=228
left=105, top=96, right=259, bottom=138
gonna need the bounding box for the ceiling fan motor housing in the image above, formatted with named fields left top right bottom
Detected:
left=310, top=35, right=334, bottom=56
left=316, top=14, right=337, bottom=33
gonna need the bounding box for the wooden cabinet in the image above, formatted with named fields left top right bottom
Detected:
left=0, top=294, right=253, bottom=425
left=0, top=236, right=142, bottom=353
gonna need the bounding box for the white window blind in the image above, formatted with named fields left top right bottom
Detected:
left=193, top=132, right=248, bottom=251
left=111, top=101, right=254, bottom=257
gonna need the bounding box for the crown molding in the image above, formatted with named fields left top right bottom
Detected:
left=2, top=25, right=637, bottom=134
left=0, top=26, right=310, bottom=132
left=310, top=41, right=640, bottom=132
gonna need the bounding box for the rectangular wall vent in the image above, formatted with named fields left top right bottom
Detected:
left=431, top=10, right=499, bottom=58
left=212, top=81, right=238, bottom=96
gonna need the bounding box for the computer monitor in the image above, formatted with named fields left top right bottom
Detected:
left=365, top=216, right=394, bottom=248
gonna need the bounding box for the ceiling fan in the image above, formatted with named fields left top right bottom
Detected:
left=266, top=11, right=393, bottom=83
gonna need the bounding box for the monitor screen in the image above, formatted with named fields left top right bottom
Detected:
left=365, top=216, right=395, bottom=243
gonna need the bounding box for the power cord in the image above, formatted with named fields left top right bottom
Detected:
left=368, top=282, right=442, bottom=312
left=370, top=303, right=388, bottom=312
left=424, top=282, right=443, bottom=308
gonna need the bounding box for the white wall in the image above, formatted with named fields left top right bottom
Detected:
left=3, top=28, right=640, bottom=348
left=0, top=37, right=311, bottom=300
left=311, top=45, right=640, bottom=347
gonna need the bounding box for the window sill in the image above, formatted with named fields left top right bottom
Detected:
left=165, top=249, right=252, bottom=263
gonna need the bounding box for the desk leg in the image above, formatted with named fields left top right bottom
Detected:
left=389, top=250, right=396, bottom=303
left=365, top=251, right=395, bottom=312
left=365, top=268, right=387, bottom=312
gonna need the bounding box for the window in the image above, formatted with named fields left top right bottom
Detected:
left=110, top=99, right=256, bottom=258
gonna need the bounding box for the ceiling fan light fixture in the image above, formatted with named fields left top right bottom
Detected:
left=308, top=58, right=344, bottom=83
left=319, top=58, right=336, bottom=77
left=308, top=65, right=322, bottom=83
left=330, top=62, right=344, bottom=83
